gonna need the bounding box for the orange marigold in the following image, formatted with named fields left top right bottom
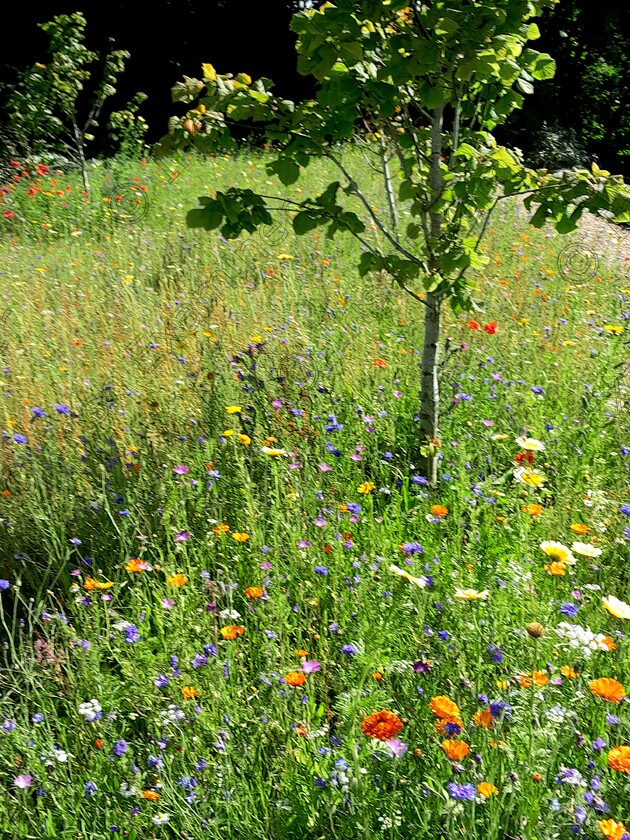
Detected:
left=600, top=636, right=617, bottom=652
left=608, top=745, right=630, bottom=774
left=478, top=782, right=498, bottom=798
left=220, top=625, right=244, bottom=640
left=545, top=562, right=566, bottom=576
left=361, top=710, right=404, bottom=741
left=589, top=678, right=626, bottom=704
left=167, top=573, right=188, bottom=587
left=441, top=740, right=470, bottom=761
left=142, top=790, right=160, bottom=801
left=561, top=665, right=579, bottom=679
left=429, top=695, right=461, bottom=719
left=232, top=532, right=250, bottom=542
left=212, top=523, right=230, bottom=535
left=518, top=670, right=549, bottom=689
left=244, top=586, right=263, bottom=600
left=571, top=523, right=589, bottom=535
left=285, top=672, right=307, bottom=687
left=473, top=708, right=493, bottom=729
left=182, top=686, right=199, bottom=699
left=431, top=504, right=448, bottom=517
left=83, top=578, right=114, bottom=591
left=599, top=819, right=628, bottom=840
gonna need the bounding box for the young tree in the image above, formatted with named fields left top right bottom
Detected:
left=5, top=12, right=143, bottom=197
left=159, top=0, right=630, bottom=485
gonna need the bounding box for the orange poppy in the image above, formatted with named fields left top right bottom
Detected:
left=95, top=738, right=104, bottom=749
left=373, top=672, right=383, bottom=681
left=244, top=586, right=264, bottom=600
left=429, top=696, right=461, bottom=719
left=441, top=740, right=469, bottom=761
left=373, top=359, right=387, bottom=368
left=285, top=672, right=307, bottom=687
left=361, top=710, right=404, bottom=741
left=589, top=678, right=626, bottom=704
left=607, top=745, right=630, bottom=774
left=220, top=625, right=244, bottom=640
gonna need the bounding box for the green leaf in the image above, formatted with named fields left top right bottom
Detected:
left=293, top=211, right=321, bottom=235
left=526, top=23, right=541, bottom=40
left=531, top=53, right=556, bottom=81
left=186, top=204, right=223, bottom=230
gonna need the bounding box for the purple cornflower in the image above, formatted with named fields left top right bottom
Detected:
left=592, top=737, right=606, bottom=752
left=124, top=625, right=140, bottom=644
left=401, top=542, right=424, bottom=555
left=31, top=714, right=44, bottom=723
left=32, top=407, right=45, bottom=418
left=314, top=566, right=329, bottom=575
left=0, top=580, right=9, bottom=590
left=620, top=504, right=630, bottom=516
left=448, top=783, right=476, bottom=800
left=55, top=404, right=71, bottom=415
left=175, top=530, right=191, bottom=542
left=346, top=503, right=361, bottom=515
left=341, top=644, right=358, bottom=655
left=412, top=660, right=431, bottom=674
left=84, top=781, right=98, bottom=796
left=13, top=434, right=27, bottom=444
left=411, top=475, right=429, bottom=486
left=113, top=740, right=127, bottom=756
left=560, top=602, right=579, bottom=618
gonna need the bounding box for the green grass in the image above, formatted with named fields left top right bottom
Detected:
left=0, top=149, right=629, bottom=839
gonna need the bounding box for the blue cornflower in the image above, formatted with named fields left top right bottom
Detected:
left=13, top=434, right=27, bottom=444
left=560, top=602, right=579, bottom=618
left=314, top=566, right=329, bottom=575
left=32, top=407, right=45, bottom=418
left=55, top=404, right=71, bottom=415
left=0, top=580, right=9, bottom=590
left=84, top=781, right=98, bottom=796
left=448, top=783, right=475, bottom=800
left=341, top=644, right=358, bottom=655
left=31, top=713, right=44, bottom=723
left=112, top=740, right=127, bottom=756
left=124, top=625, right=140, bottom=644
left=154, top=674, right=169, bottom=688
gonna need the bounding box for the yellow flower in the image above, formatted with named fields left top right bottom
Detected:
left=604, top=325, right=624, bottom=335
left=491, top=434, right=508, bottom=441
left=357, top=482, right=376, bottom=494
left=477, top=782, right=498, bottom=798
left=212, top=523, right=230, bottom=535
left=515, top=436, right=545, bottom=451
left=222, top=429, right=234, bottom=437
left=83, top=578, right=114, bottom=591
left=454, top=588, right=489, bottom=601
left=540, top=541, right=575, bottom=566
left=514, top=467, right=546, bottom=488
left=226, top=406, right=242, bottom=414
left=603, top=595, right=630, bottom=620
left=261, top=446, right=287, bottom=457
left=237, top=433, right=251, bottom=446
left=167, top=573, right=188, bottom=587
left=232, top=532, right=250, bottom=543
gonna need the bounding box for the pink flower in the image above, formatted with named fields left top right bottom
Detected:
left=301, top=660, right=321, bottom=674
left=161, top=598, right=175, bottom=609
left=14, top=774, right=33, bottom=789
left=386, top=739, right=408, bottom=757
left=482, top=419, right=494, bottom=427
left=260, top=561, right=272, bottom=570
left=175, top=530, right=191, bottom=542
left=172, top=465, right=189, bottom=475
left=350, top=454, right=362, bottom=461
left=318, top=464, right=332, bottom=472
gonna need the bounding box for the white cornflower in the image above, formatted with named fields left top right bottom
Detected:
left=78, top=700, right=102, bottom=722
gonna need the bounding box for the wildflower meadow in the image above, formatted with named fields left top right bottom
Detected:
left=0, top=145, right=629, bottom=839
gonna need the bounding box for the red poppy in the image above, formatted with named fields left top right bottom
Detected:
left=467, top=320, right=480, bottom=330
left=3, top=211, right=15, bottom=220
left=514, top=451, right=535, bottom=464
left=35, top=163, right=49, bottom=175
left=483, top=322, right=499, bottom=335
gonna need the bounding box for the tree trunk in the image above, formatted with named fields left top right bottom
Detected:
left=72, top=119, right=90, bottom=201
left=418, top=101, right=445, bottom=487
left=419, top=293, right=441, bottom=486
left=379, top=131, right=398, bottom=231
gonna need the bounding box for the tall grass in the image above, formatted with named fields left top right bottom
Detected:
left=0, top=150, right=629, bottom=839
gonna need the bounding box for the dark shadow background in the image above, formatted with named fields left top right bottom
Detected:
left=0, top=0, right=628, bottom=176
